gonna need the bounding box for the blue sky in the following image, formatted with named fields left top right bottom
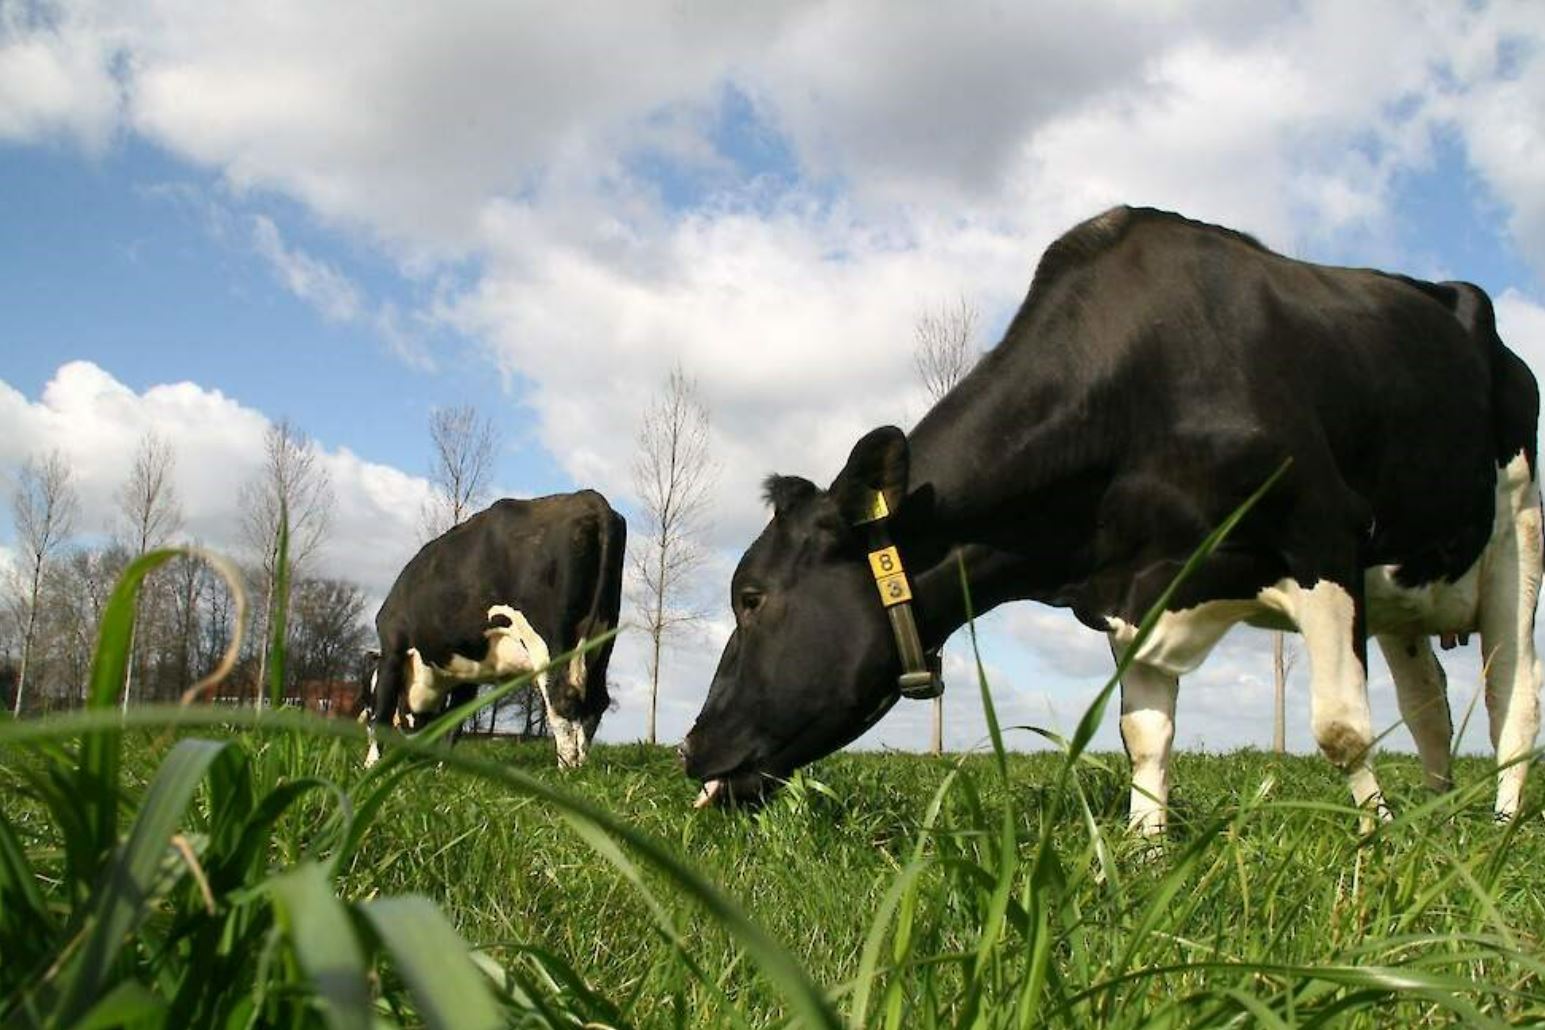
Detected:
left=3, top=1, right=1545, bottom=760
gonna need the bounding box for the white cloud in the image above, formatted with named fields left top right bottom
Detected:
left=251, top=215, right=362, bottom=324
left=1496, top=288, right=1545, bottom=381
left=0, top=4, right=121, bottom=149
left=0, top=362, right=434, bottom=599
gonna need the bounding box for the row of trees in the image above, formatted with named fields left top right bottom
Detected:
left=1, top=430, right=372, bottom=717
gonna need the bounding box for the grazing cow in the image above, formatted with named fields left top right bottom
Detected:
left=366, top=491, right=626, bottom=769
left=681, top=206, right=1541, bottom=833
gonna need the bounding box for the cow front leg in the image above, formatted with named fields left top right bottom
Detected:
left=536, top=675, right=587, bottom=769
left=1480, top=460, right=1543, bottom=821
left=1282, top=578, right=1386, bottom=826
left=367, top=651, right=407, bottom=768
left=1117, top=658, right=1179, bottom=837
left=1376, top=634, right=1453, bottom=792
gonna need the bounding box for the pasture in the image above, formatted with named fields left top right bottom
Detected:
left=4, top=700, right=1543, bottom=1026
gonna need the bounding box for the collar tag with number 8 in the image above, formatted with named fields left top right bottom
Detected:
left=867, top=546, right=913, bottom=607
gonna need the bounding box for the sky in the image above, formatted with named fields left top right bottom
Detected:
left=3, top=1, right=1545, bottom=762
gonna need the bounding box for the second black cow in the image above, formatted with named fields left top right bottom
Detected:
left=366, top=490, right=626, bottom=768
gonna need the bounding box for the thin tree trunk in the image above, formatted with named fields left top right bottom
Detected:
left=647, top=545, right=667, bottom=746
left=1272, top=632, right=1286, bottom=754
left=930, top=694, right=943, bottom=754
left=254, top=549, right=277, bottom=708
left=13, top=565, right=43, bottom=717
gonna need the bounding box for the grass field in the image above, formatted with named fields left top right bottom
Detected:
left=3, top=543, right=1544, bottom=1026
left=351, top=737, right=1545, bottom=1026
left=5, top=723, right=1544, bottom=1027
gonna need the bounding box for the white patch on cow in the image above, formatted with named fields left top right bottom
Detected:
left=1107, top=645, right=1178, bottom=837
left=1260, top=578, right=1386, bottom=824
left=422, top=605, right=551, bottom=688
left=568, top=635, right=588, bottom=694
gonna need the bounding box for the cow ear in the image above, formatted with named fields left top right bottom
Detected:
left=762, top=475, right=818, bottom=518
left=830, top=426, right=909, bottom=526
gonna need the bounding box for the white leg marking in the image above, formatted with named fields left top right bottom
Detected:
left=538, top=678, right=586, bottom=769
left=1269, top=579, right=1386, bottom=821
left=1113, top=647, right=1178, bottom=837
left=1479, top=457, right=1542, bottom=821
left=365, top=725, right=380, bottom=768
left=568, top=636, right=588, bottom=696
left=1377, top=635, right=1453, bottom=792
left=404, top=649, right=445, bottom=718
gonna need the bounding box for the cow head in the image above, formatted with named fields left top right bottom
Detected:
left=681, top=427, right=913, bottom=805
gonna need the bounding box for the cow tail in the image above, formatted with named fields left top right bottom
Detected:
left=570, top=502, right=627, bottom=697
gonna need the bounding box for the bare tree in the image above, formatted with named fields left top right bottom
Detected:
left=114, top=432, right=183, bottom=711
left=421, top=405, right=498, bottom=540
left=240, top=419, right=333, bottom=705
left=9, top=451, right=78, bottom=716
left=913, top=295, right=979, bottom=404
left=913, top=297, right=980, bottom=754
left=630, top=366, right=717, bottom=745
left=289, top=575, right=370, bottom=702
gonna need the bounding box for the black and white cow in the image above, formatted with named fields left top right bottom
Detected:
left=366, top=490, right=626, bottom=769
left=682, top=206, right=1542, bottom=832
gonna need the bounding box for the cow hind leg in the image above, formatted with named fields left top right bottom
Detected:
left=1479, top=461, right=1543, bottom=821
left=1271, top=577, right=1386, bottom=825
left=1376, top=635, right=1454, bottom=792
left=1114, top=654, right=1179, bottom=837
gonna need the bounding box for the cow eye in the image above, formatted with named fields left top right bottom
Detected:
left=737, top=587, right=765, bottom=615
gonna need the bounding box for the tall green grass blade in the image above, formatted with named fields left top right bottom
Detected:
left=0, top=806, right=53, bottom=996
left=80, top=547, right=185, bottom=874
left=270, top=861, right=371, bottom=1030
left=70, top=979, right=167, bottom=1030
left=55, top=738, right=229, bottom=1024
left=360, top=895, right=503, bottom=1030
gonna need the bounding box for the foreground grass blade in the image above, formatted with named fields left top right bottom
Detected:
left=270, top=862, right=372, bottom=1030
left=54, top=738, right=229, bottom=1024
left=0, top=807, right=52, bottom=955
left=70, top=980, right=167, bottom=1030
left=80, top=547, right=186, bottom=873
left=361, top=895, right=504, bottom=1030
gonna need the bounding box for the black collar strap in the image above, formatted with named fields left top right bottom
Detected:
left=857, top=490, right=943, bottom=701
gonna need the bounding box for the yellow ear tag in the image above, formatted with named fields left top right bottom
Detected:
left=865, top=490, right=890, bottom=522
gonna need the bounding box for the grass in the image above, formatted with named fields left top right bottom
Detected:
left=5, top=730, right=1543, bottom=1026
left=2, top=493, right=1543, bottom=1025
left=285, top=739, right=1545, bottom=1026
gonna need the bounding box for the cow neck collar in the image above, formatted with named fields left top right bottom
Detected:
left=854, top=489, right=944, bottom=700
